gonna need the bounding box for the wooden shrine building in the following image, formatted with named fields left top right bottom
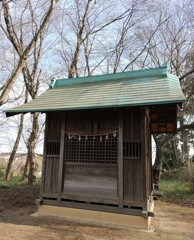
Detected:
left=5, top=65, right=185, bottom=229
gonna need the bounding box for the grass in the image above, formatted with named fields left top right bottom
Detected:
left=0, top=176, right=41, bottom=187
left=160, top=179, right=194, bottom=199
left=159, top=166, right=194, bottom=204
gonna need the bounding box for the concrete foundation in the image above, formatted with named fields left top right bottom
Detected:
left=37, top=202, right=154, bottom=230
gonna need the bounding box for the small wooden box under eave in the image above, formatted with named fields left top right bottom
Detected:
left=5, top=65, right=185, bottom=229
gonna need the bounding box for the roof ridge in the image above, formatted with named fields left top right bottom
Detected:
left=50, top=65, right=168, bottom=89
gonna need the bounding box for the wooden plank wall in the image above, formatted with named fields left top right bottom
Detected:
left=63, top=163, right=117, bottom=201
left=47, top=112, right=62, bottom=140
left=41, top=108, right=152, bottom=210
left=141, top=108, right=152, bottom=210
left=123, top=108, right=143, bottom=203
left=44, top=157, right=59, bottom=194
left=42, top=112, right=62, bottom=196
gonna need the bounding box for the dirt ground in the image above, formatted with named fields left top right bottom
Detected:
left=0, top=200, right=193, bottom=240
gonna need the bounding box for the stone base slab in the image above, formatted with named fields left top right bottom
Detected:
left=36, top=203, right=154, bottom=230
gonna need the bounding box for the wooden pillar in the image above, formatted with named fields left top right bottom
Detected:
left=118, top=108, right=123, bottom=208
left=57, top=112, right=65, bottom=201
left=142, top=107, right=148, bottom=211
left=150, top=133, right=153, bottom=192
left=40, top=113, right=49, bottom=200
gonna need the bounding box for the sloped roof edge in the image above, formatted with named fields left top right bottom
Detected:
left=4, top=65, right=185, bottom=117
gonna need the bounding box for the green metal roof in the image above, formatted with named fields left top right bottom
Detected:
left=5, top=65, right=185, bottom=116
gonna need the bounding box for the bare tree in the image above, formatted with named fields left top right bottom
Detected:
left=0, top=0, right=59, bottom=184
left=55, top=0, right=151, bottom=78
left=0, top=0, right=59, bottom=106
left=4, top=112, right=25, bottom=181
left=135, top=0, right=194, bottom=186
left=18, top=1, right=53, bottom=185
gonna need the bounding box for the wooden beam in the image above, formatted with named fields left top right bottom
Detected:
left=57, top=112, right=65, bottom=201
left=41, top=193, right=144, bottom=209
left=40, top=113, right=49, bottom=200
left=118, top=108, right=123, bottom=208
left=141, top=107, right=148, bottom=211
left=93, top=120, right=98, bottom=134
left=42, top=199, right=143, bottom=216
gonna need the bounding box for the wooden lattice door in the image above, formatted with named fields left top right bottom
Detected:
left=62, top=132, right=118, bottom=202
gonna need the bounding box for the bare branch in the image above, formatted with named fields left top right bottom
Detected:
left=0, top=0, right=58, bottom=106
left=180, top=69, right=194, bottom=81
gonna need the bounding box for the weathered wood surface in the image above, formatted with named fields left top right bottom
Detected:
left=42, top=199, right=143, bottom=216
left=40, top=114, right=49, bottom=199
left=47, top=112, right=62, bottom=140
left=123, top=158, right=143, bottom=202
left=150, top=104, right=177, bottom=133
left=43, top=112, right=62, bottom=195
left=123, top=108, right=141, bottom=142
left=118, top=108, right=123, bottom=208
left=44, top=157, right=59, bottom=194
left=58, top=112, right=65, bottom=200
left=142, top=107, right=152, bottom=210
left=63, top=163, right=117, bottom=200
left=64, top=174, right=117, bottom=189
left=64, top=163, right=117, bottom=176
left=123, top=108, right=144, bottom=203
left=62, top=188, right=117, bottom=203
left=65, top=109, right=118, bottom=133
left=41, top=107, right=152, bottom=211
left=63, top=109, right=118, bottom=203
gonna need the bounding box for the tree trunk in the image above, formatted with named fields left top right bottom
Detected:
left=27, top=112, right=39, bottom=185
left=23, top=156, right=29, bottom=178
left=182, top=130, right=190, bottom=165
left=5, top=114, right=24, bottom=181
left=172, top=137, right=179, bottom=167
left=179, top=113, right=192, bottom=182
left=179, top=113, right=190, bottom=166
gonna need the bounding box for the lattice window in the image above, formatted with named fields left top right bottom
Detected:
left=46, top=141, right=60, bottom=156
left=123, top=142, right=141, bottom=158
left=64, top=134, right=117, bottom=164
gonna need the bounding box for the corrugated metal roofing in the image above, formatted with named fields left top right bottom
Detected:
left=5, top=65, right=185, bottom=116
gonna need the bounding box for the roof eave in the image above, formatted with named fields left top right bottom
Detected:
left=5, top=99, right=185, bottom=117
